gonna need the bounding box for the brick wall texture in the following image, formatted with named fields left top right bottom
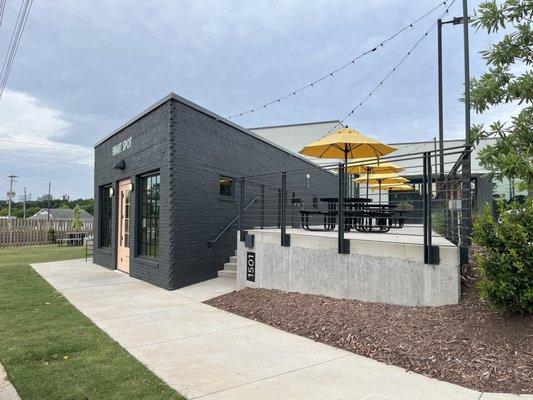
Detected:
left=94, top=95, right=337, bottom=290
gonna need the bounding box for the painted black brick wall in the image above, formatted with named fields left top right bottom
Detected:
left=169, top=99, right=337, bottom=289
left=94, top=101, right=174, bottom=289
left=94, top=94, right=337, bottom=290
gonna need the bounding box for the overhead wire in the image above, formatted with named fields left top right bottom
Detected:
left=0, top=0, right=7, bottom=27
left=324, top=0, right=457, bottom=135
left=0, top=0, right=34, bottom=100
left=226, top=1, right=450, bottom=119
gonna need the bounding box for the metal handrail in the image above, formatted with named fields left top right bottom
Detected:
left=207, top=196, right=260, bottom=248
left=443, top=146, right=472, bottom=183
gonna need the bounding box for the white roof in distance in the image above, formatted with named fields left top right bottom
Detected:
left=250, top=120, right=496, bottom=176
left=250, top=120, right=343, bottom=167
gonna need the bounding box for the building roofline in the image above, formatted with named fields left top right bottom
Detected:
left=249, top=120, right=343, bottom=131
left=94, top=93, right=328, bottom=171
left=390, top=139, right=466, bottom=146
left=94, top=93, right=175, bottom=147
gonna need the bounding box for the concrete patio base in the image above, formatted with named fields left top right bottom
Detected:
left=237, top=227, right=461, bottom=307
left=31, top=259, right=531, bottom=400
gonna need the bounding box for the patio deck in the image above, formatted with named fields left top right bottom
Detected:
left=255, top=224, right=457, bottom=247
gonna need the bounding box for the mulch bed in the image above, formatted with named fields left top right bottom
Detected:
left=205, top=263, right=532, bottom=393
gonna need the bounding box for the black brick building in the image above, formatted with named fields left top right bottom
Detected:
left=93, top=93, right=336, bottom=290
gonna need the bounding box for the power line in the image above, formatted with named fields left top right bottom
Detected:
left=0, top=124, right=66, bottom=134
left=325, top=0, right=457, bottom=135
left=226, top=0, right=450, bottom=120
left=0, top=0, right=7, bottom=27
left=0, top=137, right=90, bottom=149
left=0, top=0, right=33, bottom=100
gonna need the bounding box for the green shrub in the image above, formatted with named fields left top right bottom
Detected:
left=70, top=204, right=83, bottom=231
left=473, top=198, right=533, bottom=314
left=48, top=228, right=56, bottom=243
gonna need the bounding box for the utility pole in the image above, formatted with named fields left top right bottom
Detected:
left=47, top=181, right=51, bottom=222
left=23, top=187, right=27, bottom=219
left=7, top=175, right=17, bottom=218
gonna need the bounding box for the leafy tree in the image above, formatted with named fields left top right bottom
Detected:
left=471, top=0, right=532, bottom=314
left=470, top=0, right=532, bottom=192
left=70, top=204, right=83, bottom=231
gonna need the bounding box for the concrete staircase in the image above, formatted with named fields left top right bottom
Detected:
left=218, top=255, right=237, bottom=279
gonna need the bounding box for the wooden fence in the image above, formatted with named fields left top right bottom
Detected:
left=0, top=218, right=94, bottom=247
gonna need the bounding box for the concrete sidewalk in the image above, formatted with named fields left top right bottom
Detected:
left=32, top=260, right=530, bottom=400
left=0, top=364, right=20, bottom=400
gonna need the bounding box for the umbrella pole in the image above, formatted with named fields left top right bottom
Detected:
left=379, top=180, right=382, bottom=204
left=344, top=147, right=348, bottom=198
left=366, top=169, right=369, bottom=199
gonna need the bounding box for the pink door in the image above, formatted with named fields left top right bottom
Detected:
left=117, top=179, right=132, bottom=273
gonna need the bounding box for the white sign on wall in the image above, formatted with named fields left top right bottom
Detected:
left=112, top=136, right=132, bottom=156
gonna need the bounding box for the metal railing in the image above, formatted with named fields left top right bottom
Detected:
left=233, top=145, right=475, bottom=268
left=207, top=196, right=260, bottom=248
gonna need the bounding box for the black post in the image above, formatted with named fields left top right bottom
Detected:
left=260, top=184, right=265, bottom=229
left=277, top=188, right=281, bottom=228
left=239, top=178, right=245, bottom=241
left=438, top=19, right=445, bottom=180
left=280, top=172, right=290, bottom=246
left=422, top=154, right=428, bottom=263
left=338, top=163, right=349, bottom=254
left=427, top=153, right=433, bottom=260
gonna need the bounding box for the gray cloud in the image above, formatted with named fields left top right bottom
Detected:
left=0, top=0, right=510, bottom=199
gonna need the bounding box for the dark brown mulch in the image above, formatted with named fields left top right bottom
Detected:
left=205, top=268, right=532, bottom=393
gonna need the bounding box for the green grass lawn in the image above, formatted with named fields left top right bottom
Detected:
left=0, top=245, right=185, bottom=400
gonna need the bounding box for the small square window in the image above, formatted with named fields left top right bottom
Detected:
left=219, top=176, right=234, bottom=198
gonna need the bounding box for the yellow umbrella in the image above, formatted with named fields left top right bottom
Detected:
left=346, top=158, right=404, bottom=175
left=355, top=173, right=409, bottom=185
left=300, top=127, right=396, bottom=197
left=355, top=173, right=409, bottom=204
left=371, top=183, right=414, bottom=191
left=299, top=128, right=397, bottom=160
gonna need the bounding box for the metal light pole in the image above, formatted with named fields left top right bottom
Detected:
left=438, top=19, right=444, bottom=179
left=461, top=0, right=472, bottom=263
left=437, top=1, right=472, bottom=264
left=437, top=16, right=468, bottom=179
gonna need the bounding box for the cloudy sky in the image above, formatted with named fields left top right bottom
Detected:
left=0, top=0, right=518, bottom=200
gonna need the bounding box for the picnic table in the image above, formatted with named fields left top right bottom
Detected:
left=300, top=198, right=405, bottom=233
left=299, top=197, right=372, bottom=231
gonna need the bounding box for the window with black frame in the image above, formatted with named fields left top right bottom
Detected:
left=138, top=173, right=160, bottom=258
left=100, top=185, right=112, bottom=247
left=219, top=175, right=234, bottom=198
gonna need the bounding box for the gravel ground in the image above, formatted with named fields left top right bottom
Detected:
left=206, top=278, right=532, bottom=394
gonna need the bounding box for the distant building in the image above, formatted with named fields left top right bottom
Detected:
left=37, top=194, right=53, bottom=202
left=29, top=208, right=93, bottom=219
left=62, top=194, right=70, bottom=201
left=17, top=193, right=32, bottom=202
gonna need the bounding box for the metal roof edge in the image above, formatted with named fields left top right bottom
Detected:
left=94, top=93, right=326, bottom=171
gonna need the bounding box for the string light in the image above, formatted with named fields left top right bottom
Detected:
left=226, top=1, right=449, bottom=119
left=324, top=0, right=457, bottom=136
